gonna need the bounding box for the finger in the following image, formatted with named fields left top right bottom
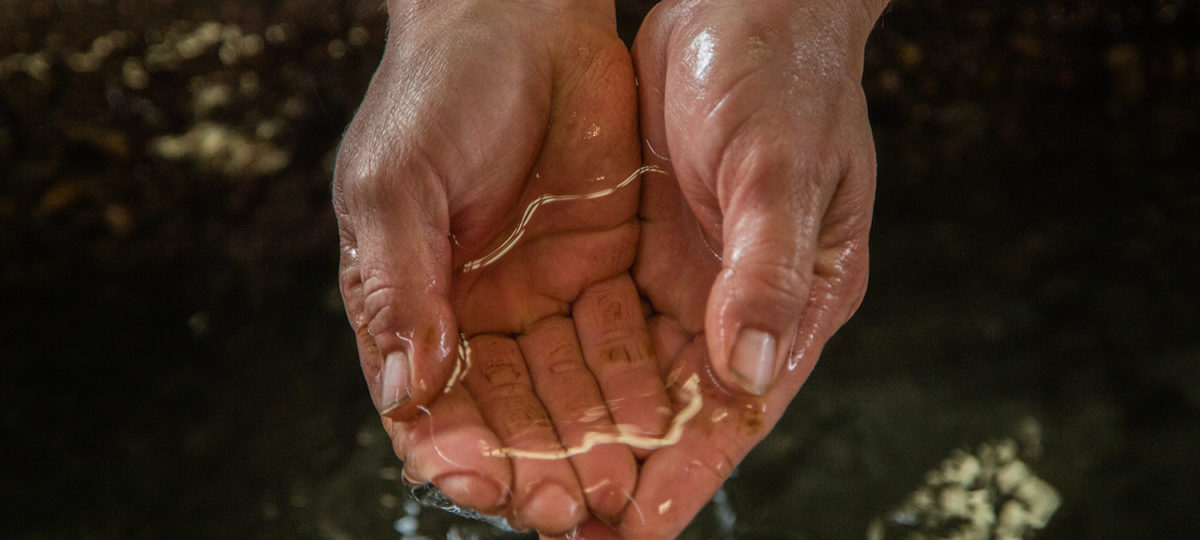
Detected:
left=464, top=334, right=587, bottom=535
left=703, top=129, right=875, bottom=397
left=647, top=315, right=690, bottom=375
left=572, top=274, right=673, bottom=452
left=566, top=517, right=621, bottom=540
left=517, top=316, right=638, bottom=522
left=385, top=383, right=511, bottom=514
left=334, top=152, right=459, bottom=419
left=619, top=341, right=781, bottom=540
left=785, top=188, right=873, bottom=386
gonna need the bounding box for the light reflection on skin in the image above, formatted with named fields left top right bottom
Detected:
left=688, top=29, right=718, bottom=82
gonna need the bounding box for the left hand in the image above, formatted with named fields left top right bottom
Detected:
left=575, top=1, right=884, bottom=537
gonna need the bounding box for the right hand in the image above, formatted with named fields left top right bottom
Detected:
left=332, top=1, right=670, bottom=534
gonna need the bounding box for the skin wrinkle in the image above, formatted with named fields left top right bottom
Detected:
left=701, top=85, right=759, bottom=222
left=362, top=292, right=403, bottom=339
left=786, top=256, right=856, bottom=372
left=349, top=154, right=453, bottom=293
left=818, top=136, right=874, bottom=241
left=714, top=88, right=847, bottom=225
left=722, top=153, right=807, bottom=251
left=575, top=329, right=651, bottom=359
left=602, top=345, right=633, bottom=365
left=684, top=57, right=837, bottom=248
left=482, top=362, right=522, bottom=387
left=546, top=352, right=584, bottom=376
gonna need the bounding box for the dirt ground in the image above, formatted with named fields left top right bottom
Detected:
left=2, top=1, right=1198, bottom=538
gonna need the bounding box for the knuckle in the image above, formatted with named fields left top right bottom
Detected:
left=333, top=138, right=430, bottom=216
left=544, top=354, right=589, bottom=378
left=465, top=337, right=530, bottom=389
left=478, top=380, right=527, bottom=401
left=335, top=158, right=391, bottom=213
left=485, top=394, right=553, bottom=440
left=589, top=335, right=655, bottom=372
left=479, top=359, right=524, bottom=388
left=332, top=140, right=376, bottom=200
left=686, top=439, right=740, bottom=485
left=599, top=344, right=635, bottom=366
left=361, top=280, right=405, bottom=335
left=734, top=257, right=812, bottom=310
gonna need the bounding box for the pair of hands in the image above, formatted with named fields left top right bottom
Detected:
left=333, top=0, right=884, bottom=537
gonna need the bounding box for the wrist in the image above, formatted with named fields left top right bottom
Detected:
left=860, top=0, right=891, bottom=19
left=387, top=0, right=615, bottom=22
left=682, top=0, right=886, bottom=45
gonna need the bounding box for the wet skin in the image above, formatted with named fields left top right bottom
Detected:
left=571, top=1, right=881, bottom=537
left=335, top=2, right=667, bottom=534
left=333, top=0, right=887, bottom=537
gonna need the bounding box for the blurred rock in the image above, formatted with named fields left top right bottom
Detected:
left=868, top=423, right=1061, bottom=540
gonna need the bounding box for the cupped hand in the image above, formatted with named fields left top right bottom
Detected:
left=332, top=1, right=671, bottom=534
left=594, top=1, right=885, bottom=537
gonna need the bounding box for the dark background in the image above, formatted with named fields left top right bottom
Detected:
left=2, top=0, right=1197, bottom=538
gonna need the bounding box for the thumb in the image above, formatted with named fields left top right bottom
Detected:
left=704, top=151, right=837, bottom=396
left=334, top=158, right=459, bottom=419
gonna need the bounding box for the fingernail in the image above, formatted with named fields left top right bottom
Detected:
left=585, top=481, right=629, bottom=525
left=730, top=328, right=777, bottom=395
left=400, top=467, right=425, bottom=488
left=521, top=481, right=583, bottom=534
left=380, top=351, right=410, bottom=414
left=433, top=472, right=508, bottom=512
